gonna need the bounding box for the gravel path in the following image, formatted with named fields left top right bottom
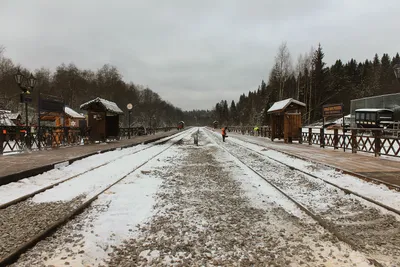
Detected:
left=206, top=130, right=400, bottom=266
left=105, top=131, right=371, bottom=266
left=0, top=196, right=83, bottom=261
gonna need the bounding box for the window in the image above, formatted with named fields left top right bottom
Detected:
left=370, top=113, right=376, bottom=122
left=356, top=113, right=361, bottom=120
left=366, top=113, right=370, bottom=121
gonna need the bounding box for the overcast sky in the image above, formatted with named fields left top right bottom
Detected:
left=1, top=0, right=399, bottom=110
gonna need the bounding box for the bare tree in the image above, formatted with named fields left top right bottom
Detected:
left=295, top=54, right=304, bottom=100
left=274, top=42, right=292, bottom=100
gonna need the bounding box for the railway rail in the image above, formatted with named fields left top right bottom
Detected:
left=0, top=129, right=190, bottom=210
left=205, top=128, right=400, bottom=267
left=0, top=128, right=195, bottom=266
left=231, top=132, right=400, bottom=191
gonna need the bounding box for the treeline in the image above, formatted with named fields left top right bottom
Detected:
left=0, top=46, right=207, bottom=127
left=214, top=42, right=400, bottom=126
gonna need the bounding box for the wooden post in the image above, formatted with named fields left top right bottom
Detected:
left=334, top=129, right=339, bottom=149
left=320, top=127, right=325, bottom=148
left=0, top=129, right=4, bottom=155
left=351, top=129, right=357, bottom=153
left=374, top=130, right=381, bottom=157
left=308, top=128, right=312, bottom=145
left=298, top=128, right=303, bottom=144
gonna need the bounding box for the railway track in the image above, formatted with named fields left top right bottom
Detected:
left=205, top=129, right=400, bottom=267
left=0, top=128, right=195, bottom=266
left=0, top=130, right=189, bottom=210
left=231, top=133, right=400, bottom=191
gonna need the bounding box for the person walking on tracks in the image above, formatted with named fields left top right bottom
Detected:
left=222, top=126, right=228, bottom=142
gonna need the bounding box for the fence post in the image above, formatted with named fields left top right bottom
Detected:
left=0, top=129, right=4, bottom=155
left=308, top=128, right=312, bottom=145
left=298, top=128, right=303, bottom=144
left=374, top=130, right=381, bottom=157
left=351, top=129, right=357, bottom=153
left=334, top=129, right=339, bottom=149
left=320, top=128, right=325, bottom=148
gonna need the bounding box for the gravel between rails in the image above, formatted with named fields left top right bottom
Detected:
left=209, top=132, right=400, bottom=266
left=0, top=196, right=83, bottom=260
left=104, top=131, right=371, bottom=266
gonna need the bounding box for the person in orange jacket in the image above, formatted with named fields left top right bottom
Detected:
left=221, top=126, right=228, bottom=142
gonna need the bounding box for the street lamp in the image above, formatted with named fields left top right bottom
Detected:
left=14, top=68, right=36, bottom=148
left=127, top=103, right=133, bottom=139
left=394, top=64, right=400, bottom=81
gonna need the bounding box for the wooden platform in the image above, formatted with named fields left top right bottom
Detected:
left=0, top=130, right=178, bottom=185
left=231, top=133, right=400, bottom=188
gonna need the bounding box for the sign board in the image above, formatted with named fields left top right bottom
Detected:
left=127, top=103, right=133, bottom=110
left=40, top=98, right=64, bottom=113
left=322, top=104, right=343, bottom=117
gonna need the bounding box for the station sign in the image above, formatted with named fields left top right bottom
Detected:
left=322, top=104, right=343, bottom=117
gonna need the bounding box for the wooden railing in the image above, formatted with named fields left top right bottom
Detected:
left=119, top=126, right=176, bottom=139
left=229, top=126, right=271, bottom=137
left=0, top=126, right=83, bottom=154
left=0, top=126, right=177, bottom=154
left=228, top=125, right=400, bottom=158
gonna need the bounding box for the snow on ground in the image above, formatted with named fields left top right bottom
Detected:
left=103, top=129, right=371, bottom=266
left=30, top=130, right=191, bottom=204
left=206, top=129, right=400, bottom=265
left=0, top=131, right=185, bottom=206
left=217, top=130, right=400, bottom=211
left=10, top=132, right=194, bottom=267
left=0, top=144, right=146, bottom=204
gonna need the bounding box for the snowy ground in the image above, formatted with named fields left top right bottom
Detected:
left=0, top=131, right=186, bottom=206
left=222, top=133, right=400, bottom=211
left=206, top=128, right=400, bottom=266
left=0, top=129, right=195, bottom=263
left=9, top=128, right=377, bottom=266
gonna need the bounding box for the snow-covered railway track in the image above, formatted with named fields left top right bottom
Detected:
left=0, top=130, right=188, bottom=210
left=235, top=135, right=400, bottom=191
left=232, top=139, right=400, bottom=217
left=0, top=129, right=195, bottom=266
left=204, top=129, right=399, bottom=267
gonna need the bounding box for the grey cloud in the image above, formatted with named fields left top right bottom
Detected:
left=1, top=0, right=399, bottom=110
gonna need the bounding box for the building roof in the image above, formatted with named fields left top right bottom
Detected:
left=355, top=108, right=393, bottom=112
left=267, top=98, right=306, bottom=113
left=6, top=113, right=21, bottom=120
left=80, top=97, right=123, bottom=114
left=0, top=112, right=15, bottom=126
left=65, top=106, right=85, bottom=119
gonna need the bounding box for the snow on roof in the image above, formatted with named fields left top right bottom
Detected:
left=355, top=108, right=393, bottom=112
left=6, top=113, right=21, bottom=120
left=267, top=98, right=306, bottom=113
left=80, top=97, right=123, bottom=114
left=0, top=113, right=15, bottom=126
left=65, top=106, right=85, bottom=119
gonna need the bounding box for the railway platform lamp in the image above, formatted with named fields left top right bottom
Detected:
left=393, top=64, right=400, bottom=82
left=14, top=68, right=36, bottom=148
left=127, top=103, right=133, bottom=139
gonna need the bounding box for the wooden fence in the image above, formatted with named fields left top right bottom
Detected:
left=228, top=126, right=400, bottom=158
left=0, top=126, right=176, bottom=155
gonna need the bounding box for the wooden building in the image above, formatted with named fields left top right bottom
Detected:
left=267, top=98, right=305, bottom=143
left=80, top=97, right=123, bottom=142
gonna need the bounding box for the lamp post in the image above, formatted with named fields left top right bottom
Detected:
left=394, top=64, right=400, bottom=83
left=127, top=103, right=133, bottom=139
left=14, top=68, right=36, bottom=148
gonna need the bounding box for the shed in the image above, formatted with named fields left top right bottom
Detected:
left=80, top=97, right=123, bottom=141
left=267, top=98, right=306, bottom=143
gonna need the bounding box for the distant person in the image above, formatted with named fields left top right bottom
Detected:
left=222, top=126, right=228, bottom=142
